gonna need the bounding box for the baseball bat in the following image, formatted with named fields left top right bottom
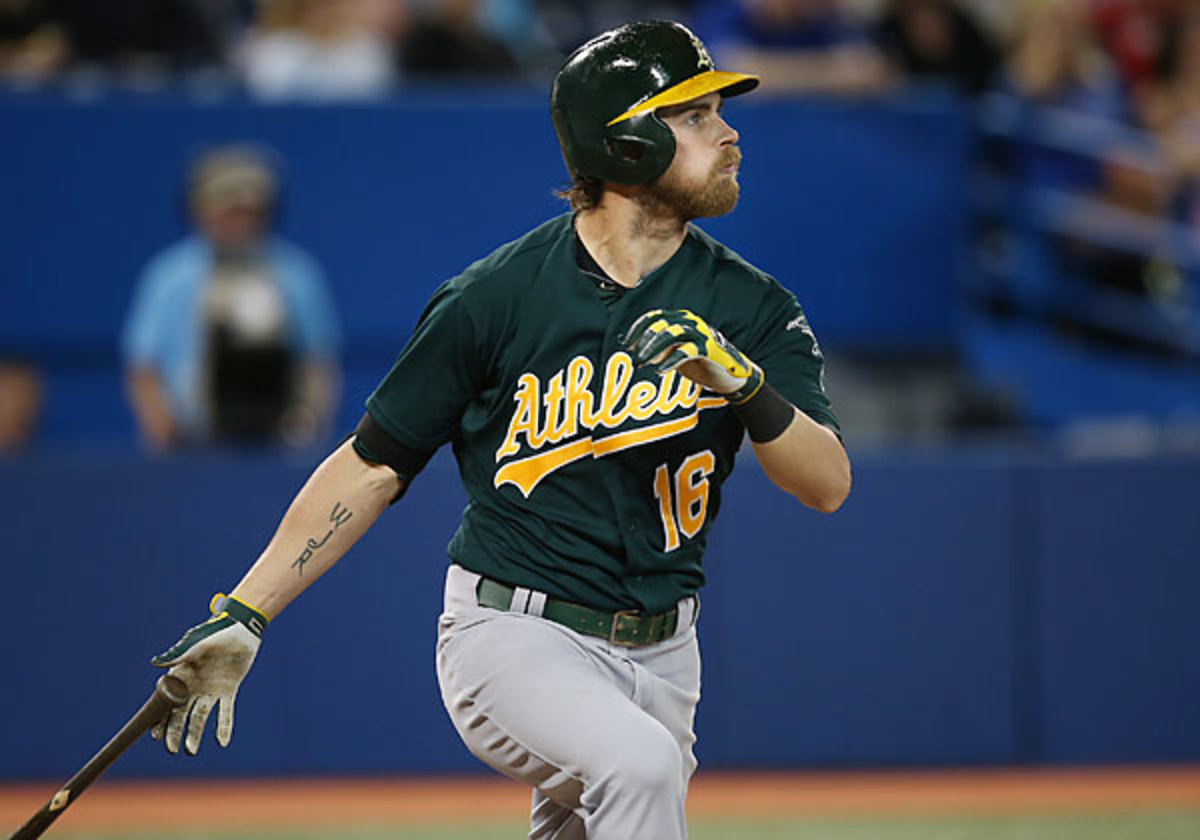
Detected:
left=6, top=674, right=191, bottom=840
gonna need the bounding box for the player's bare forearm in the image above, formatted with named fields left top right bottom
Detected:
left=228, top=438, right=402, bottom=617
left=752, top=408, right=850, bottom=513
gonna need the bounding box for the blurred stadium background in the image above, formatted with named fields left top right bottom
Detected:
left=2, top=0, right=1199, bottom=837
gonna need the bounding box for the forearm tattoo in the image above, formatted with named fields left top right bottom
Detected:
left=292, top=502, right=354, bottom=575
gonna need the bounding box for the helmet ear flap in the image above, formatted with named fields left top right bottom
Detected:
left=606, top=134, right=650, bottom=164
left=598, top=114, right=676, bottom=183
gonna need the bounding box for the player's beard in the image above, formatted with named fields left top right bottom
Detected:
left=641, top=147, right=742, bottom=223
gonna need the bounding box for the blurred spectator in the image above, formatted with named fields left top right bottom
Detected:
left=0, top=359, right=42, bottom=454
left=1140, top=4, right=1200, bottom=280
left=995, top=0, right=1133, bottom=197
left=0, top=0, right=66, bottom=83
left=874, top=0, right=1001, bottom=95
left=122, top=145, right=341, bottom=453
left=693, top=0, right=890, bottom=95
left=237, top=0, right=395, bottom=100
left=1002, top=0, right=1124, bottom=118
left=399, top=0, right=520, bottom=78
left=52, top=0, right=232, bottom=79
left=1139, top=3, right=1200, bottom=134
left=1090, top=0, right=1186, bottom=101
left=993, top=0, right=1168, bottom=301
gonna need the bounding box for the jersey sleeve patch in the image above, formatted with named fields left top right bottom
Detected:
left=741, top=287, right=840, bottom=436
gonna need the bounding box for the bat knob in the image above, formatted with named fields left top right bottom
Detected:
left=157, top=674, right=191, bottom=706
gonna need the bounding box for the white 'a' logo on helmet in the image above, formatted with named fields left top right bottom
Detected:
left=689, top=32, right=715, bottom=70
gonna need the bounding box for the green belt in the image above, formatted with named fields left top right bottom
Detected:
left=476, top=577, right=693, bottom=648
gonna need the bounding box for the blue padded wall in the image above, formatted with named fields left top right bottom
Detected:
left=2, top=449, right=1198, bottom=779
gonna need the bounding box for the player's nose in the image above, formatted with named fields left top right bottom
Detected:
left=717, top=115, right=739, bottom=147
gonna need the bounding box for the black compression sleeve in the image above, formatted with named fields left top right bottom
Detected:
left=729, top=382, right=796, bottom=444
left=352, top=412, right=436, bottom=503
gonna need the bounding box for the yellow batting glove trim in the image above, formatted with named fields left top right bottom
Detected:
left=209, top=592, right=272, bottom=623
left=724, top=362, right=765, bottom=405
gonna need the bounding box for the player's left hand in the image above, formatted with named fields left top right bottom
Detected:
left=623, top=308, right=763, bottom=404
left=149, top=593, right=268, bottom=755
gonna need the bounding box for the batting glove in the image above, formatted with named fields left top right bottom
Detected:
left=623, top=309, right=764, bottom=404
left=150, top=593, right=268, bottom=755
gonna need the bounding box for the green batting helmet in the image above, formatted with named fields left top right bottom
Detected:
left=550, top=20, right=759, bottom=185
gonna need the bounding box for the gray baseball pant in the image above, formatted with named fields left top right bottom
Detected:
left=436, top=563, right=701, bottom=839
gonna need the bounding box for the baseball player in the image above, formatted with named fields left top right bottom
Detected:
left=151, top=19, right=850, bottom=839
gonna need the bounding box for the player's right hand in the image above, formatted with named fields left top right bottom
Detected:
left=622, top=308, right=764, bottom=404
left=150, top=594, right=268, bottom=755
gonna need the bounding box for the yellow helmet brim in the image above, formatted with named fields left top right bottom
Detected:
left=606, top=70, right=760, bottom=127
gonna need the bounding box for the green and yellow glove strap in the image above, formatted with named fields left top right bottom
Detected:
left=722, top=361, right=763, bottom=405
left=730, top=380, right=796, bottom=444
left=210, top=594, right=270, bottom=638
left=151, top=593, right=269, bottom=667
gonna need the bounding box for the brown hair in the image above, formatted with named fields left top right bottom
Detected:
left=555, top=177, right=605, bottom=212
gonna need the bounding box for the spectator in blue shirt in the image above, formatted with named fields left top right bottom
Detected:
left=122, top=144, right=341, bottom=452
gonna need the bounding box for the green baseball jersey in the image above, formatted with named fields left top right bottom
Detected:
left=363, top=213, right=837, bottom=613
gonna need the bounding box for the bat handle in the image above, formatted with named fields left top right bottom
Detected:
left=6, top=675, right=191, bottom=840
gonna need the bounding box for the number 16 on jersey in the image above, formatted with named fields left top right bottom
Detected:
left=653, top=450, right=716, bottom=551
